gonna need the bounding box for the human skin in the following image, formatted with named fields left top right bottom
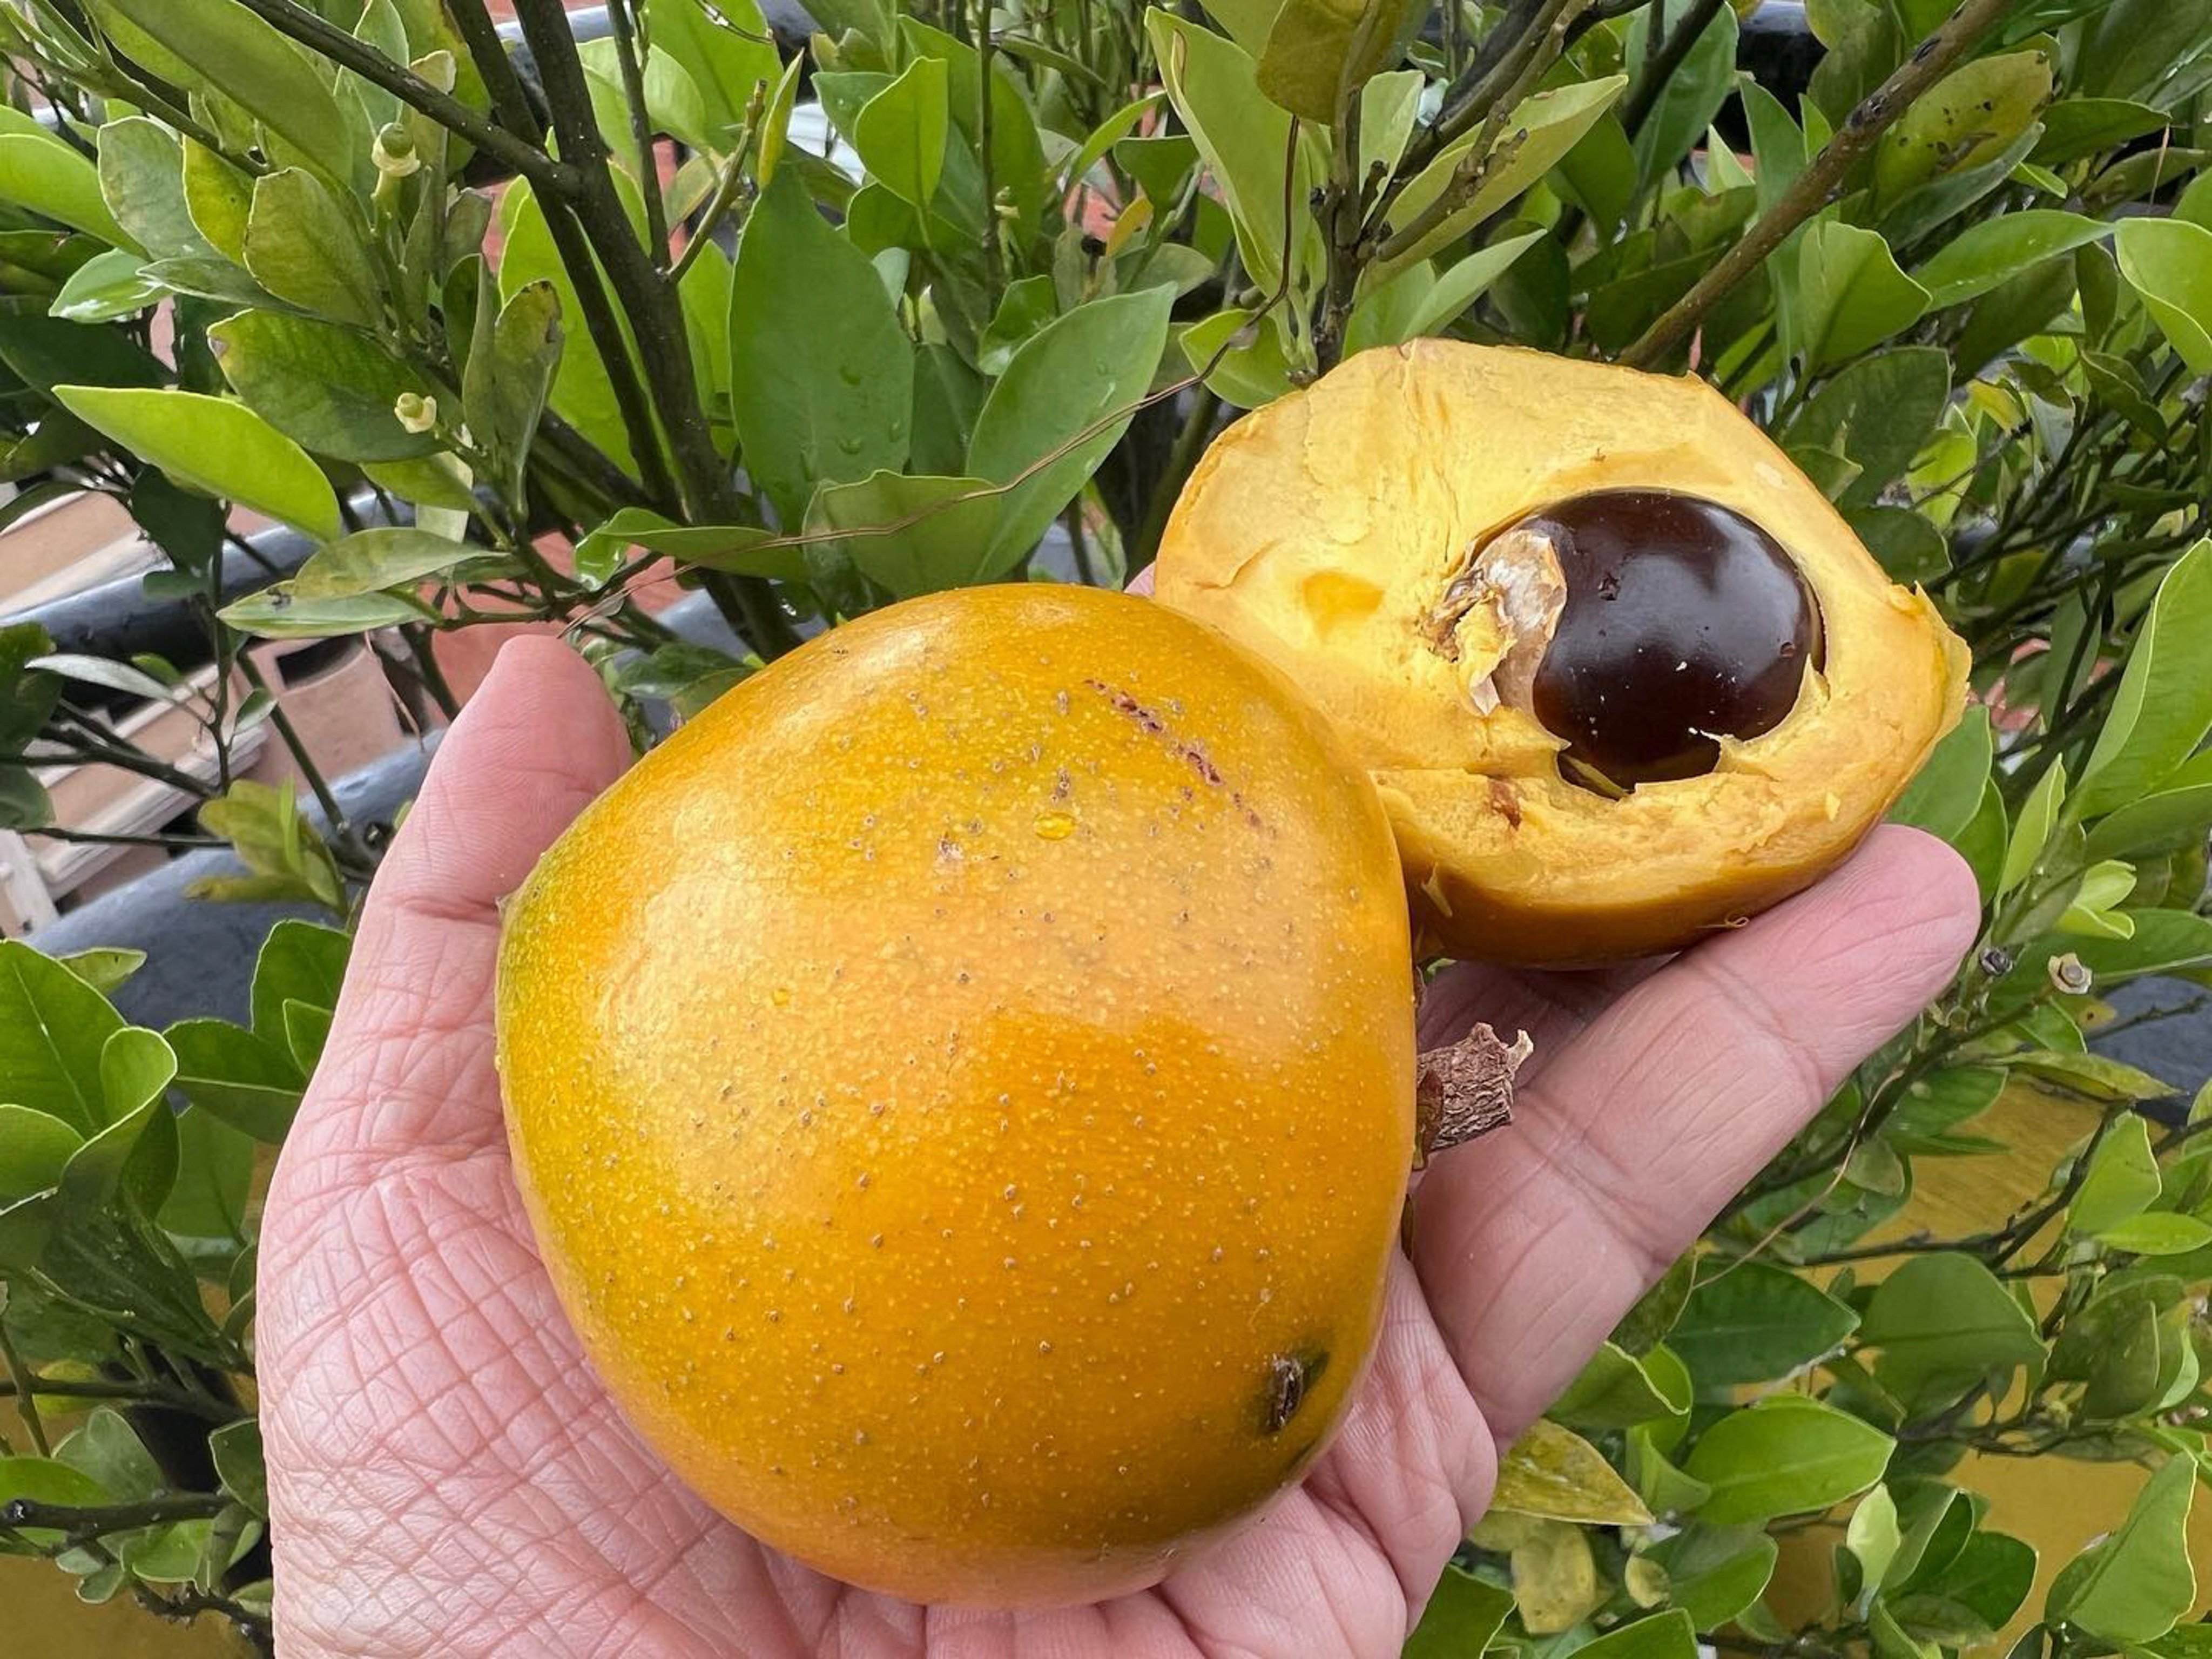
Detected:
left=257, top=633, right=1980, bottom=1657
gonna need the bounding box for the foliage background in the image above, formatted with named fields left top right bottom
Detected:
left=1, top=0, right=2211, bottom=1650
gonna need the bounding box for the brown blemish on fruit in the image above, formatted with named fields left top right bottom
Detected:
left=1087, top=678, right=1264, bottom=831
left=1488, top=779, right=1522, bottom=830
left=1260, top=1348, right=1330, bottom=1434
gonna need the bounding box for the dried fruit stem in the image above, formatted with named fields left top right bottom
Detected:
left=1416, top=1024, right=1533, bottom=1164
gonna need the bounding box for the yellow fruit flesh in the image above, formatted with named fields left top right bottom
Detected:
left=496, top=585, right=1417, bottom=1604
left=1157, top=341, right=1971, bottom=964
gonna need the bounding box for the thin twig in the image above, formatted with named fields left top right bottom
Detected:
left=605, top=0, right=671, bottom=258
left=1618, top=0, right=2017, bottom=369
left=225, top=0, right=575, bottom=197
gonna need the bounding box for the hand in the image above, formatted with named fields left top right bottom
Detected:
left=259, top=635, right=1979, bottom=1657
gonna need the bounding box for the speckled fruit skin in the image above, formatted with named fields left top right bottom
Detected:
left=495, top=585, right=1417, bottom=1607
left=1155, top=341, right=1971, bottom=966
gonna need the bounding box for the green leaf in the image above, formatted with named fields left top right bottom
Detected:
left=52, top=385, right=340, bottom=541
left=365, top=455, right=477, bottom=516
left=157, top=1106, right=253, bottom=1242
left=1398, top=231, right=1549, bottom=341
left=165, top=1020, right=302, bottom=1144
left=1491, top=1417, right=1653, bottom=1525
left=56, top=1407, right=159, bottom=1500
left=967, top=286, right=1174, bottom=571
left=1847, top=1483, right=1903, bottom=1596
left=2052, top=1289, right=2164, bottom=1417
left=754, top=53, right=807, bottom=190
left=0, top=1105, right=82, bottom=1205
left=1682, top=1396, right=1895, bottom=1523
left=209, top=1419, right=267, bottom=1518
left=195, top=784, right=346, bottom=913
left=2116, top=219, right=2212, bottom=375
left=464, top=279, right=563, bottom=508
left=0, top=941, right=126, bottom=1138
left=647, top=0, right=779, bottom=144
left=1548, top=1340, right=1683, bottom=1429
left=497, top=180, right=637, bottom=476
left=98, top=0, right=359, bottom=187
left=1887, top=1065, right=2006, bottom=1152
left=294, top=528, right=476, bottom=599
left=570, top=509, right=813, bottom=584
left=1626, top=3, right=1738, bottom=192
left=2096, top=1212, right=2212, bottom=1255
left=2046, top=1455, right=2194, bottom=1643
left=1860, top=1253, right=2045, bottom=1408
left=208, top=310, right=438, bottom=465
left=1375, top=75, right=1629, bottom=276
left=242, top=167, right=380, bottom=328
left=1670, top=1260, right=1860, bottom=1384
left=0, top=1454, right=113, bottom=1550
left=1890, top=1532, right=2037, bottom=1643
left=1147, top=10, right=1317, bottom=293
left=853, top=56, right=948, bottom=211
left=1797, top=221, right=1931, bottom=370
left=58, top=1026, right=178, bottom=1214
left=1608, top=1253, right=1697, bottom=1358
left=1058, top=92, right=1163, bottom=191
left=55, top=949, right=147, bottom=996
left=1743, top=82, right=1808, bottom=218
left=1999, top=756, right=2067, bottom=895
left=1781, top=346, right=1950, bottom=506
left=0, top=311, right=164, bottom=396
left=45, top=248, right=162, bottom=323
left=97, top=118, right=208, bottom=261
left=0, top=134, right=134, bottom=251
left=1645, top=1527, right=1779, bottom=1627
left=1890, top=706, right=1993, bottom=841
left=2083, top=780, right=2212, bottom=862
left=2073, top=0, right=2212, bottom=102
left=1912, top=211, right=2110, bottom=309
left=730, top=169, right=912, bottom=527
left=2014, top=1051, right=2172, bottom=1104
left=1179, top=307, right=1296, bottom=409
left=1873, top=50, right=2055, bottom=209
left=2030, top=98, right=2168, bottom=166
left=2070, top=1113, right=2162, bottom=1235
left=807, top=471, right=1003, bottom=596
left=250, top=919, right=348, bottom=1048
left=1403, top=1564, right=1515, bottom=1659
left=2076, top=541, right=2212, bottom=817
left=1570, top=1610, right=1698, bottom=1659
left=217, top=586, right=424, bottom=640
left=181, top=139, right=255, bottom=265
left=1255, top=0, right=1414, bottom=124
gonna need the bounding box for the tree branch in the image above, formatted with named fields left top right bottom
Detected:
left=604, top=0, right=671, bottom=258
left=514, top=1, right=799, bottom=658
left=1618, top=0, right=2015, bottom=369
left=225, top=0, right=576, bottom=198
left=1, top=1493, right=232, bottom=1534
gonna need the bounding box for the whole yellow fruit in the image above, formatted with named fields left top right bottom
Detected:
left=496, top=585, right=1417, bottom=1605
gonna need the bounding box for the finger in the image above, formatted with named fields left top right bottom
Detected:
left=1409, top=826, right=1981, bottom=1437
left=1127, top=564, right=1156, bottom=596
left=285, top=637, right=631, bottom=1169
left=1417, top=960, right=1655, bottom=1078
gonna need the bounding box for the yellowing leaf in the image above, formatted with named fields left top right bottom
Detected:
left=1492, top=1417, right=1653, bottom=1526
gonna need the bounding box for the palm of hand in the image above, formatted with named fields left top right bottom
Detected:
left=257, top=639, right=1975, bottom=1658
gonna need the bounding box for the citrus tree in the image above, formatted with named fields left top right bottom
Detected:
left=0, top=0, right=2209, bottom=1650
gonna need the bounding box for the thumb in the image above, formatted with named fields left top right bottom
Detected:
left=280, top=636, right=631, bottom=1175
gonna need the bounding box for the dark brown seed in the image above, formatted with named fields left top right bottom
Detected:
left=1516, top=490, right=1824, bottom=788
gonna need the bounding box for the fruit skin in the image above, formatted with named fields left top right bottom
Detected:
left=1155, top=341, right=1971, bottom=965
left=495, top=585, right=1416, bottom=1606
